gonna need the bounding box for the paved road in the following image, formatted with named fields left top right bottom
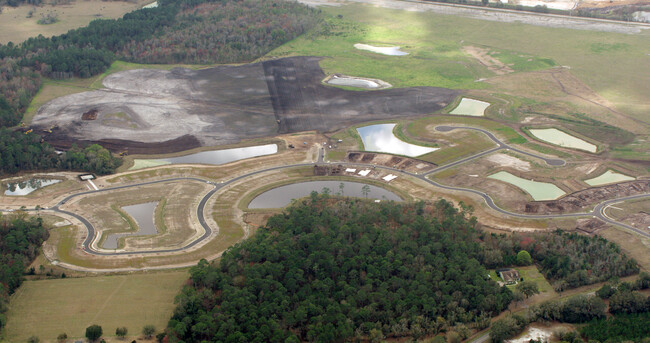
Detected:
left=9, top=126, right=649, bottom=258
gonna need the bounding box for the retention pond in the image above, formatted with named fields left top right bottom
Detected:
left=357, top=124, right=438, bottom=157
left=4, top=179, right=61, bottom=196
left=449, top=98, right=490, bottom=116
left=488, top=171, right=565, bottom=201
left=130, top=144, right=278, bottom=170
left=103, top=201, right=159, bottom=249
left=248, top=181, right=402, bottom=209
left=529, top=128, right=597, bottom=153
left=585, top=170, right=635, bottom=186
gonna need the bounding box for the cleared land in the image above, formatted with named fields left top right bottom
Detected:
left=0, top=0, right=151, bottom=45
left=32, top=56, right=457, bottom=153
left=3, top=270, right=187, bottom=342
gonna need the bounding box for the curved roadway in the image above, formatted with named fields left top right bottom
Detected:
left=12, top=125, right=650, bottom=257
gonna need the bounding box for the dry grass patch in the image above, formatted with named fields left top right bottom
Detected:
left=3, top=270, right=187, bottom=342
left=0, top=0, right=151, bottom=45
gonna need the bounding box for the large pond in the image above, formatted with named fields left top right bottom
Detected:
left=103, top=202, right=159, bottom=249
left=488, top=171, right=565, bottom=201
left=449, top=98, right=490, bottom=116
left=585, top=170, right=635, bottom=186
left=357, top=124, right=438, bottom=157
left=354, top=43, right=408, bottom=56
left=130, top=144, right=278, bottom=170
left=4, top=178, right=61, bottom=196
left=529, top=128, right=597, bottom=153
left=248, top=181, right=402, bottom=209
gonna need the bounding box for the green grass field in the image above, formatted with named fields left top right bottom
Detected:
left=272, top=4, right=650, bottom=126
left=3, top=271, right=188, bottom=342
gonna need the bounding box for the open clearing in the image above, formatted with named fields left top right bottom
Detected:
left=4, top=270, right=187, bottom=342
left=33, top=57, right=457, bottom=153
left=0, top=0, right=151, bottom=45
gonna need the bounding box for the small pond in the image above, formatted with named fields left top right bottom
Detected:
left=449, top=98, right=490, bottom=116
left=4, top=179, right=61, bottom=196
left=354, top=43, right=408, bottom=56
left=130, top=144, right=278, bottom=170
left=103, top=201, right=158, bottom=249
left=488, top=171, right=565, bottom=201
left=529, top=128, right=597, bottom=153
left=248, top=181, right=402, bottom=209
left=585, top=170, right=634, bottom=186
left=142, top=1, right=158, bottom=8
left=325, top=75, right=389, bottom=89
left=357, top=124, right=438, bottom=157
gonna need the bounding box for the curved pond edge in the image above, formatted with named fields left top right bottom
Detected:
left=323, top=74, right=392, bottom=90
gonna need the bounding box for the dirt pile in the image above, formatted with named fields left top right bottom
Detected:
left=346, top=152, right=437, bottom=173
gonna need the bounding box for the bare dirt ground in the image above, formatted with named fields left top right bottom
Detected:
left=463, top=46, right=514, bottom=75
left=32, top=56, right=458, bottom=154
left=346, top=152, right=437, bottom=173
left=298, top=0, right=650, bottom=34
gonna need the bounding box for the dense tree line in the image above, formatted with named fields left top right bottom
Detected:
left=168, top=197, right=512, bottom=342
left=0, top=213, right=49, bottom=330
left=0, top=129, right=122, bottom=175
left=580, top=312, right=650, bottom=342
left=482, top=230, right=638, bottom=291
left=0, top=58, right=41, bottom=126
left=120, top=0, right=320, bottom=64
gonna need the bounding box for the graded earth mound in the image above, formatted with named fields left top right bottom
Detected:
left=33, top=56, right=458, bottom=153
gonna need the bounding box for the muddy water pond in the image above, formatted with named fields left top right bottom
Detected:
left=488, top=171, right=565, bottom=201
left=130, top=144, right=277, bottom=170
left=585, top=170, right=634, bottom=186
left=449, top=98, right=490, bottom=116
left=529, top=128, right=597, bottom=153
left=354, top=43, right=408, bottom=56
left=357, top=124, right=438, bottom=157
left=103, top=201, right=158, bottom=249
left=248, top=181, right=402, bottom=209
left=4, top=179, right=61, bottom=196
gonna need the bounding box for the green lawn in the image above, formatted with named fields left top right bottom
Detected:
left=3, top=271, right=188, bottom=342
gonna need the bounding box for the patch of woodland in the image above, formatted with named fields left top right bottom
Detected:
left=0, top=213, right=49, bottom=331
left=166, top=196, right=638, bottom=342
left=0, top=130, right=122, bottom=175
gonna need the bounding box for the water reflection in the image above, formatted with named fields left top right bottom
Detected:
left=327, top=77, right=379, bottom=89
left=5, top=179, right=61, bottom=196
left=103, top=202, right=159, bottom=249
left=248, top=181, right=402, bottom=209
left=131, top=144, right=278, bottom=170
left=356, top=124, right=438, bottom=157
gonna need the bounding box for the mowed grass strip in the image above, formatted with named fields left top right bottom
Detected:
left=4, top=271, right=188, bottom=342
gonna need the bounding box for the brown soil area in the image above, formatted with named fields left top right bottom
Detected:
left=32, top=56, right=458, bottom=154
left=525, top=180, right=650, bottom=214
left=463, top=46, right=513, bottom=75
left=346, top=152, right=437, bottom=173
